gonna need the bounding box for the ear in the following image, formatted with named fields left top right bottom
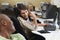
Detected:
left=1, top=20, right=7, bottom=26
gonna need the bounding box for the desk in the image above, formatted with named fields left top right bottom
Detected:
left=37, top=18, right=59, bottom=30
left=37, top=18, right=54, bottom=23
left=32, top=30, right=60, bottom=40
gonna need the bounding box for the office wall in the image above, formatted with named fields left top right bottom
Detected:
left=0, top=0, right=51, bottom=8
left=51, top=0, right=60, bottom=8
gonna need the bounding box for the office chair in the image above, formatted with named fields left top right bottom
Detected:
left=43, top=5, right=59, bottom=31
left=13, top=7, right=20, bottom=18
left=9, top=16, right=28, bottom=40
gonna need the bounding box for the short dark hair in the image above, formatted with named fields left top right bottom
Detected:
left=15, top=4, right=27, bottom=17
left=17, top=4, right=27, bottom=10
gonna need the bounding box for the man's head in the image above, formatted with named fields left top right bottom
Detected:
left=20, top=10, right=28, bottom=20
left=28, top=4, right=33, bottom=11
left=0, top=14, right=15, bottom=34
left=17, top=4, right=28, bottom=20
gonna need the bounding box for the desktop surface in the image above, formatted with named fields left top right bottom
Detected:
left=38, top=30, right=50, bottom=34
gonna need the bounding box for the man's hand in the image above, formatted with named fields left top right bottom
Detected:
left=38, top=23, right=48, bottom=27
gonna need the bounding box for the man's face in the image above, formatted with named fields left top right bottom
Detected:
left=6, top=17, right=15, bottom=34
left=28, top=5, right=33, bottom=11
left=20, top=10, right=28, bottom=20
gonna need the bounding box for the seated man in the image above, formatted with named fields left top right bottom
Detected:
left=0, top=14, right=26, bottom=40
left=14, top=4, right=47, bottom=27
left=15, top=4, right=45, bottom=40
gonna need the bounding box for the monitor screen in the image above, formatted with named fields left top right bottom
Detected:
left=46, top=5, right=57, bottom=21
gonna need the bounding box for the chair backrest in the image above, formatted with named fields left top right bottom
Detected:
left=46, top=5, right=57, bottom=21
left=13, top=7, right=20, bottom=18
left=9, top=16, right=28, bottom=40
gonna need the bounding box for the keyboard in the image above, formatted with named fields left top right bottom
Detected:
left=38, top=30, right=50, bottom=34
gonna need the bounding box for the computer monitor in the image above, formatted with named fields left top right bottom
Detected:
left=46, top=5, right=57, bottom=21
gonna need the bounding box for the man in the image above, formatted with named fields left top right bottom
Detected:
left=16, top=4, right=47, bottom=26
left=14, top=3, right=37, bottom=27
left=0, top=14, right=26, bottom=40
left=15, top=4, right=45, bottom=40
